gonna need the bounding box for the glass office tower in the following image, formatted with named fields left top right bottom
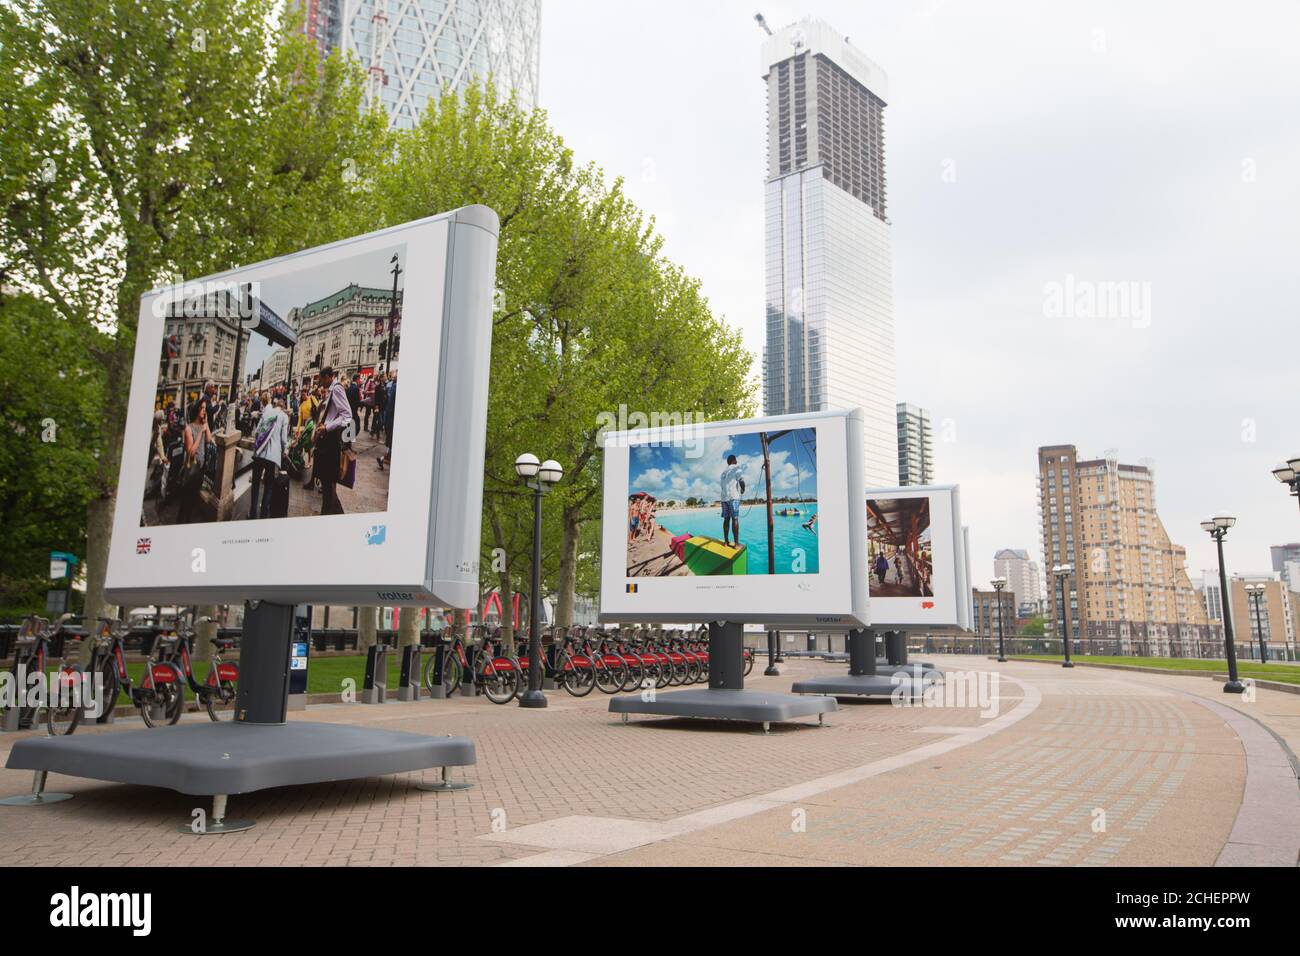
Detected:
left=295, top=0, right=541, bottom=128
left=761, top=18, right=898, bottom=487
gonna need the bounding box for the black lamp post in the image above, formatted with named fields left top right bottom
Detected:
left=383, top=254, right=401, bottom=376
left=1201, top=514, right=1245, bottom=694
left=1052, top=563, right=1074, bottom=668
left=991, top=576, right=1008, bottom=662
left=1272, top=456, right=1300, bottom=514
left=1244, top=582, right=1268, bottom=664
left=514, top=452, right=564, bottom=709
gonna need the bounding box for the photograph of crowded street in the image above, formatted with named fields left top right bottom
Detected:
left=141, top=245, right=405, bottom=525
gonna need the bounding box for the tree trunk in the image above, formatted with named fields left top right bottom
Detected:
left=82, top=493, right=116, bottom=628
left=357, top=606, right=378, bottom=650
left=194, top=604, right=219, bottom=661
left=556, top=508, right=581, bottom=627
left=397, top=607, right=420, bottom=648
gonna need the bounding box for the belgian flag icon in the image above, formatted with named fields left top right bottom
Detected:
left=626, top=583, right=638, bottom=593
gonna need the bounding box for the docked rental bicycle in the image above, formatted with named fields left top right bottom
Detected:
left=89, top=618, right=186, bottom=727
left=152, top=612, right=240, bottom=722
left=0, top=614, right=85, bottom=736
left=425, top=626, right=520, bottom=705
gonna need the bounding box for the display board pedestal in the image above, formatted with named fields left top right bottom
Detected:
left=609, top=621, right=836, bottom=730
left=792, top=629, right=939, bottom=699
left=3, top=601, right=477, bottom=829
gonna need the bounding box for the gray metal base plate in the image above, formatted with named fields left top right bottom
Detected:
left=608, top=688, right=837, bottom=724
left=0, top=792, right=74, bottom=806
left=4, top=721, right=475, bottom=796
left=791, top=673, right=933, bottom=698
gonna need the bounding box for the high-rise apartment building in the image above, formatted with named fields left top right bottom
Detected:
left=993, top=548, right=1042, bottom=615
left=295, top=0, right=541, bottom=128
left=1228, top=575, right=1300, bottom=654
left=1037, top=445, right=1211, bottom=654
left=972, top=587, right=1015, bottom=645
left=761, top=18, right=898, bottom=486
left=896, top=403, right=934, bottom=486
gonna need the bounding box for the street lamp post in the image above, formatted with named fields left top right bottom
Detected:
left=1201, top=514, right=1245, bottom=693
left=1052, top=563, right=1074, bottom=668
left=1272, top=456, right=1300, bottom=514
left=383, top=254, right=402, bottom=377
left=1244, top=582, right=1268, bottom=664
left=515, top=453, right=564, bottom=709
left=991, top=577, right=1008, bottom=663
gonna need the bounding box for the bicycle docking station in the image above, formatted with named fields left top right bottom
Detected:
left=4, top=600, right=478, bottom=829
left=397, top=644, right=422, bottom=701
left=791, top=628, right=940, bottom=699
left=608, top=621, right=837, bottom=734
left=425, top=644, right=450, bottom=699
left=362, top=641, right=391, bottom=704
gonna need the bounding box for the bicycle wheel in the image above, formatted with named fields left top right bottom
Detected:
left=141, top=663, right=185, bottom=727
left=594, top=658, right=627, bottom=695
left=683, top=656, right=702, bottom=684
left=618, top=658, right=643, bottom=693
left=562, top=662, right=595, bottom=697
left=480, top=662, right=517, bottom=705
left=46, top=667, right=83, bottom=736
left=96, top=659, right=120, bottom=722
left=743, top=649, right=755, bottom=677
left=204, top=679, right=238, bottom=721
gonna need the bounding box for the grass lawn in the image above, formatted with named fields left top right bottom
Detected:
left=1011, top=654, right=1300, bottom=685
left=88, top=655, right=405, bottom=707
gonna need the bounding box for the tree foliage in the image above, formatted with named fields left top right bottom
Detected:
left=0, top=0, right=389, bottom=617
left=371, top=83, right=754, bottom=626
left=0, top=5, right=753, bottom=626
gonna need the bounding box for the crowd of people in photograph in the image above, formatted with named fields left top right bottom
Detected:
left=147, top=367, right=398, bottom=523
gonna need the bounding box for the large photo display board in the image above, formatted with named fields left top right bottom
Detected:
left=599, top=409, right=869, bottom=626
left=863, top=484, right=968, bottom=628
left=105, top=206, right=499, bottom=608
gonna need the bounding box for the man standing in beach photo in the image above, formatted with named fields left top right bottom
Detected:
left=720, top=453, right=746, bottom=548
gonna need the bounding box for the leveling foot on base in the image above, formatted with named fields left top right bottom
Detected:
left=417, top=765, right=474, bottom=792
left=0, top=771, right=73, bottom=806
left=177, top=794, right=255, bottom=834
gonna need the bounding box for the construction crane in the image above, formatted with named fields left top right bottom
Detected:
left=754, top=12, right=773, bottom=36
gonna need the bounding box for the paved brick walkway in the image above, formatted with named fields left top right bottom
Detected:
left=1, top=655, right=1296, bottom=866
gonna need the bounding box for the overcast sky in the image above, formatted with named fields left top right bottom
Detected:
left=539, top=0, right=1300, bottom=588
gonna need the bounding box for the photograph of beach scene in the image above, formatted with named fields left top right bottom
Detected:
left=866, top=497, right=934, bottom=597
left=626, top=427, right=819, bottom=577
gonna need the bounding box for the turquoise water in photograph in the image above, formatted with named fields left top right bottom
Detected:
left=653, top=504, right=820, bottom=574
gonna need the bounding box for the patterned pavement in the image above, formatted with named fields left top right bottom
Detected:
left=1, top=655, right=1295, bottom=867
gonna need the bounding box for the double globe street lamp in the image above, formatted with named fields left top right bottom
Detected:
left=514, top=453, right=564, bottom=709
left=1051, top=563, right=1074, bottom=667
left=1244, top=582, right=1268, bottom=664
left=1272, top=455, right=1300, bottom=513
left=990, top=576, right=1008, bottom=663
left=1201, top=513, right=1245, bottom=694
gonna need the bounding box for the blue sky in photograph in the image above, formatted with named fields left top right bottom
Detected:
left=629, top=427, right=818, bottom=503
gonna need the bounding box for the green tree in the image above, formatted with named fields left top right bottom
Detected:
left=372, top=82, right=752, bottom=630
left=0, top=292, right=101, bottom=614
left=1019, top=614, right=1045, bottom=637
left=0, top=0, right=389, bottom=621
